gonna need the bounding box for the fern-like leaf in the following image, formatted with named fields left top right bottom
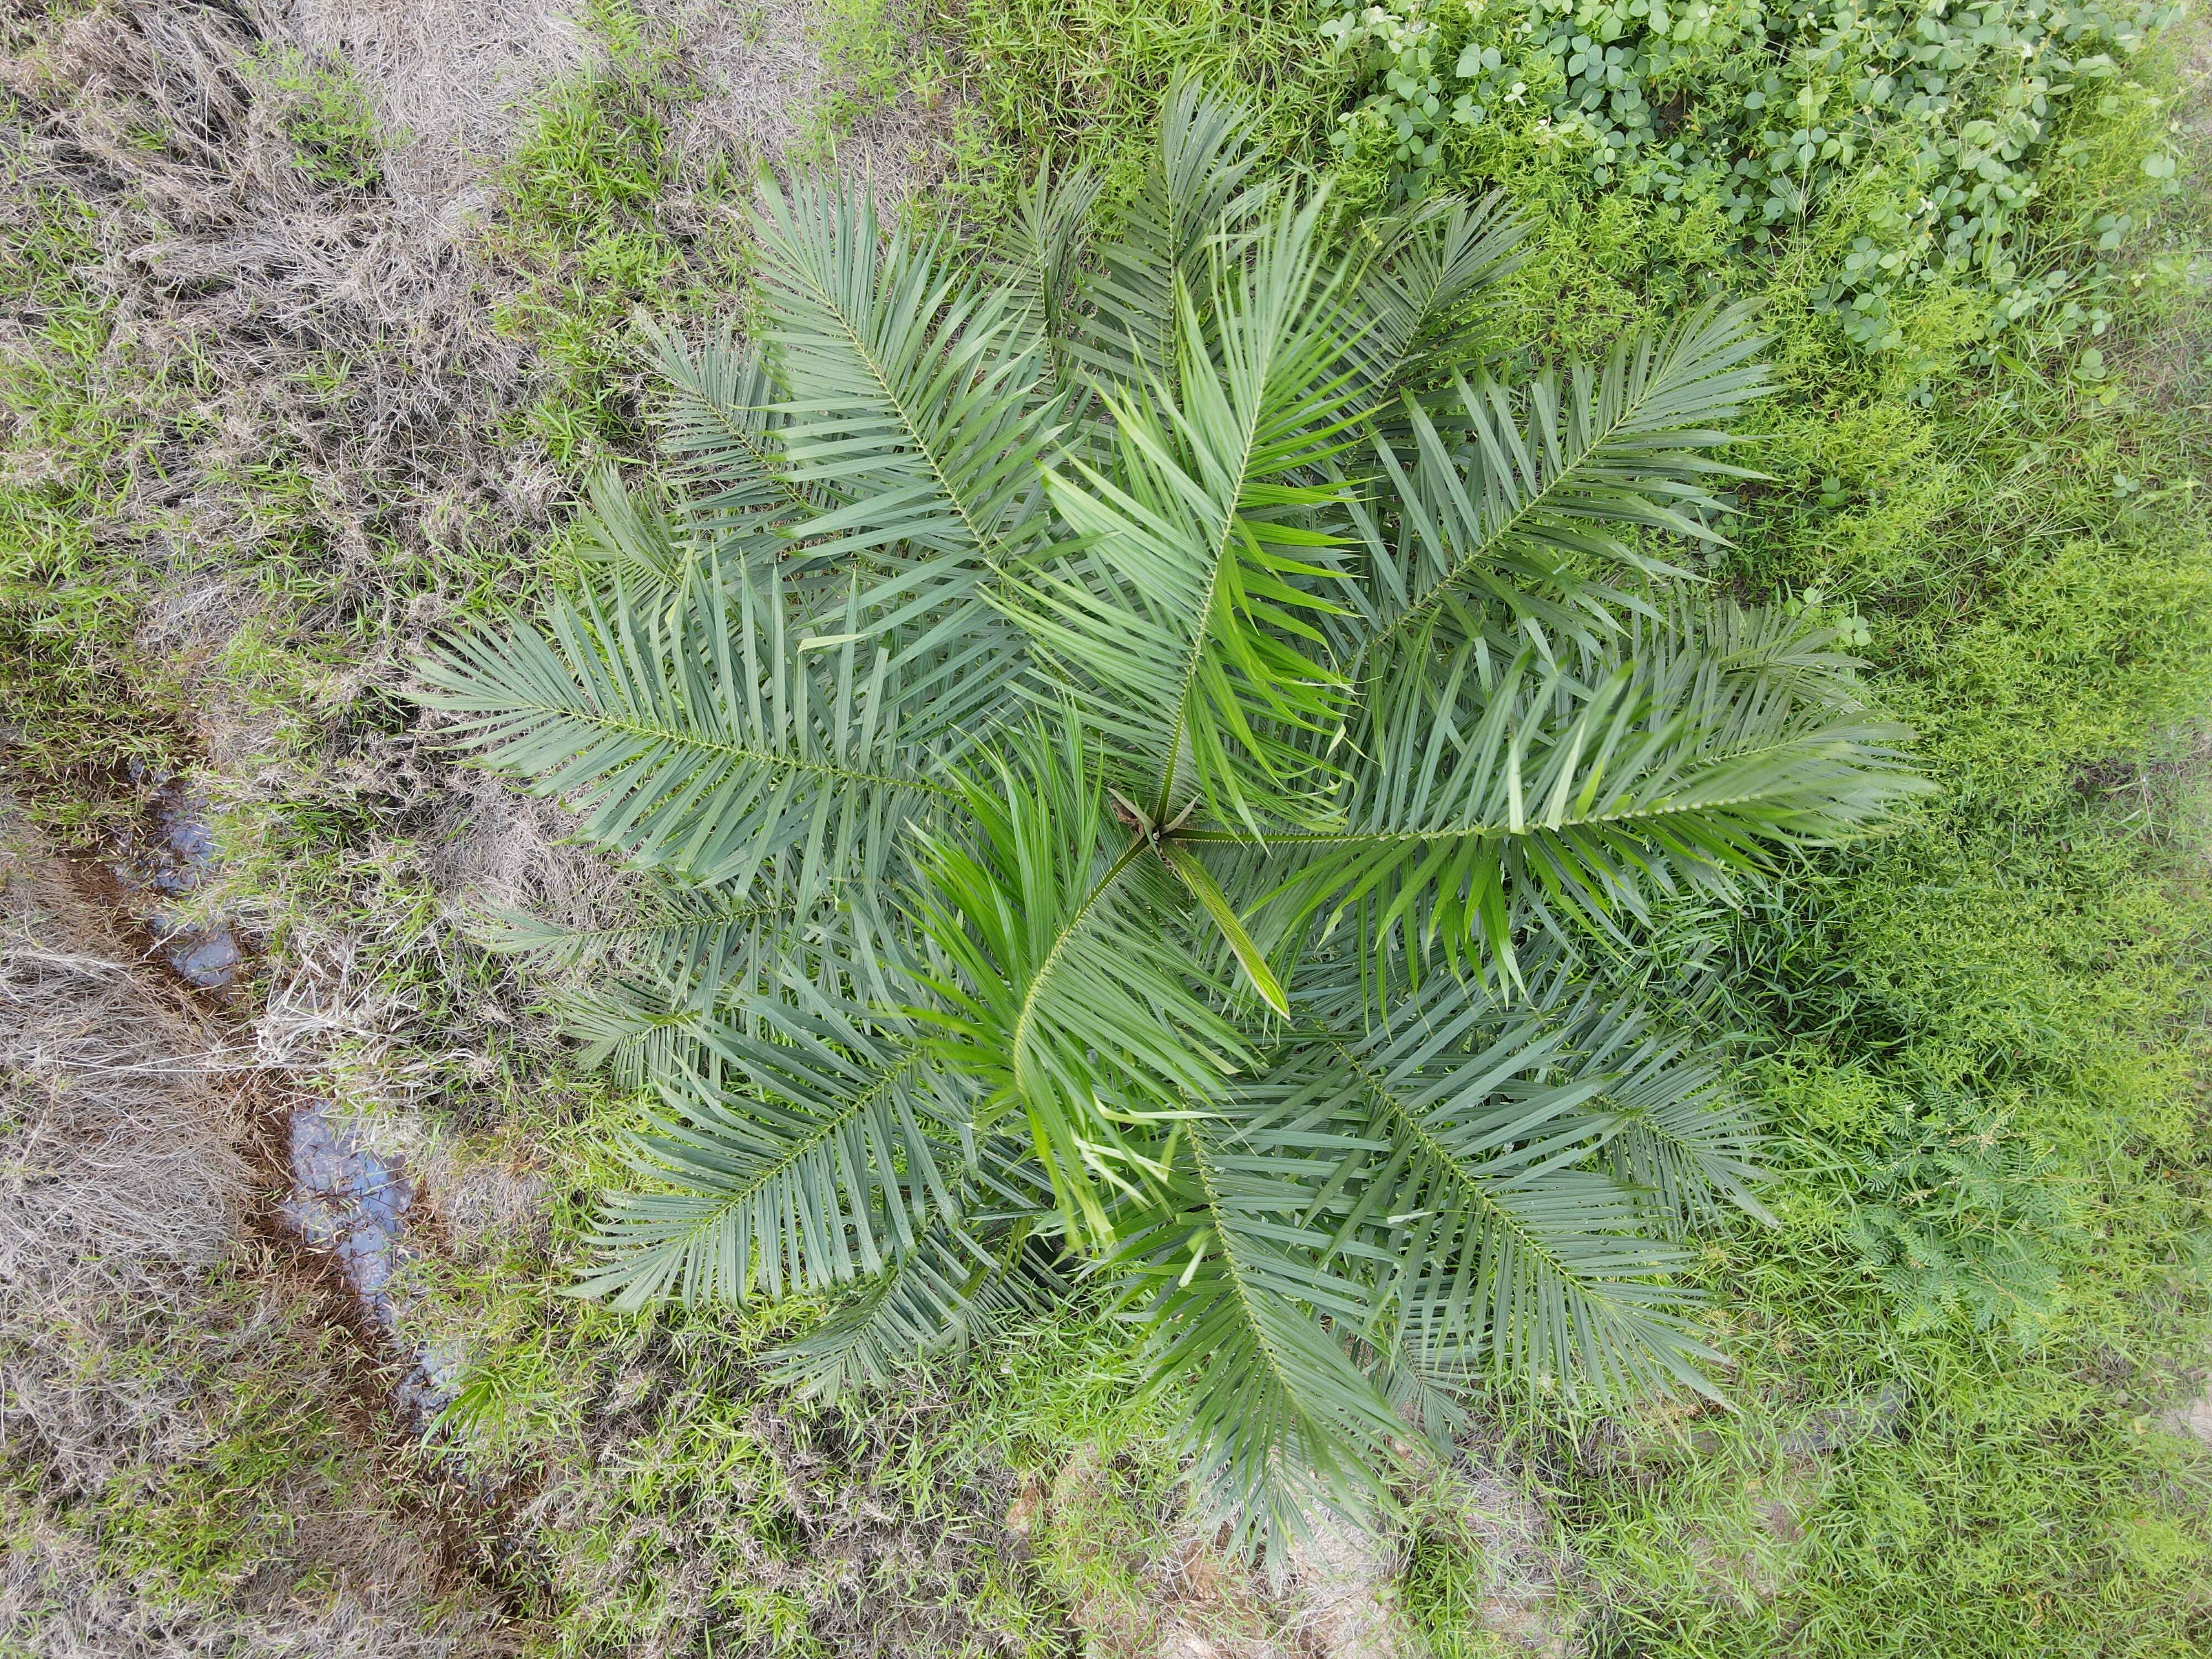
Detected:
left=576, top=985, right=965, bottom=1310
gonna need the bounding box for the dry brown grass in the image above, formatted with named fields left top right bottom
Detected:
left=0, top=802, right=247, bottom=1488
left=1, top=0, right=629, bottom=1128
left=649, top=0, right=950, bottom=213
left=280, top=0, right=593, bottom=231
left=0, top=788, right=510, bottom=1655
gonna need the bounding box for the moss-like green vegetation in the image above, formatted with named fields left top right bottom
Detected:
left=6, top=0, right=2212, bottom=1652
left=932, top=0, right=1350, bottom=201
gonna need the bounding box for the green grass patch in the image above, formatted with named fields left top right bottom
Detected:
left=0, top=174, right=194, bottom=796
left=928, top=0, right=1351, bottom=217
left=249, top=45, right=390, bottom=190
left=486, top=6, right=753, bottom=469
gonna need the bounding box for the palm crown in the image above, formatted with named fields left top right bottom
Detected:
left=421, top=84, right=1925, bottom=1548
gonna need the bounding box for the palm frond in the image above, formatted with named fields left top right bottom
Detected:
left=911, top=716, right=1244, bottom=1245
left=1251, top=973, right=1724, bottom=1401
left=1340, top=302, right=1771, bottom=661
left=999, top=151, right=1105, bottom=385
left=1554, top=997, right=1770, bottom=1231
left=1207, top=603, right=1929, bottom=979
left=561, top=463, right=708, bottom=592
left=641, top=315, right=821, bottom=533
left=473, top=872, right=818, bottom=1004
left=558, top=973, right=731, bottom=1086
left=769, top=1215, right=1061, bottom=1397
left=750, top=174, right=1066, bottom=614
left=575, top=985, right=966, bottom=1311
left=1009, top=193, right=1365, bottom=828
left=1339, top=190, right=1527, bottom=399
left=1160, top=840, right=1291, bottom=1016
left=1116, top=1119, right=1405, bottom=1556
left=419, top=560, right=966, bottom=898
left=1066, top=77, right=1275, bottom=394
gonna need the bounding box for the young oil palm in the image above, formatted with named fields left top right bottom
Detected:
left=421, top=84, right=1925, bottom=1548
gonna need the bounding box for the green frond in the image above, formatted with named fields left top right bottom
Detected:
left=1066, top=76, right=1275, bottom=394
left=1160, top=840, right=1291, bottom=1016
left=472, top=873, right=817, bottom=1006
left=418, top=560, right=961, bottom=896
left=1339, top=190, right=1527, bottom=398
left=1248, top=973, right=1725, bottom=1402
left=639, top=315, right=821, bottom=532
left=1115, top=1120, right=1405, bottom=1557
left=1555, top=997, right=1770, bottom=1232
left=768, top=1220, right=1061, bottom=1397
left=562, top=463, right=710, bottom=592
left=557, top=974, right=731, bottom=1086
left=1009, top=192, right=1366, bottom=828
left=749, top=174, right=1067, bottom=607
left=1207, top=602, right=1929, bottom=978
left=1342, top=301, right=1771, bottom=660
left=575, top=986, right=966, bottom=1311
left=999, top=152, right=1105, bottom=384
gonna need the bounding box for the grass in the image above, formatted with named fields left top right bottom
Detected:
left=4, top=0, right=2212, bottom=1652
left=0, top=175, right=193, bottom=799
left=487, top=40, right=738, bottom=467
left=249, top=45, right=389, bottom=190
left=928, top=0, right=1349, bottom=219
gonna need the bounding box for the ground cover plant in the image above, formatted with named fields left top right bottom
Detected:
left=1319, top=0, right=2184, bottom=349
left=6, top=0, right=2212, bottom=1652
